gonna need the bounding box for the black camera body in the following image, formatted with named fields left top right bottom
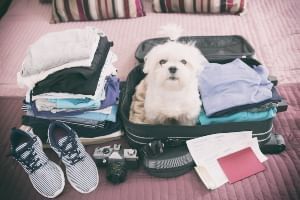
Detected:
left=93, top=144, right=139, bottom=184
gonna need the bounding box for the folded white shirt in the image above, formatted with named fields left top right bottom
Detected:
left=17, top=45, right=116, bottom=92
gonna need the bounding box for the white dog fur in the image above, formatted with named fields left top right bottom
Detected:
left=130, top=25, right=207, bottom=126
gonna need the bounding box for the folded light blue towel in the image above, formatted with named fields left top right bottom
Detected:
left=199, top=107, right=277, bottom=125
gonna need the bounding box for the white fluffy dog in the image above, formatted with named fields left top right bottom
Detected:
left=142, top=27, right=208, bottom=125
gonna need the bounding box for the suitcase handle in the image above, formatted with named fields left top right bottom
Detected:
left=163, top=138, right=187, bottom=147
left=268, top=75, right=278, bottom=86
left=277, top=99, right=288, bottom=112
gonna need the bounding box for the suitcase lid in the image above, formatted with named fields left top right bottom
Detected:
left=135, top=35, right=255, bottom=62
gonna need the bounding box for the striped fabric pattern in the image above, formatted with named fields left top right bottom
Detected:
left=40, top=0, right=52, bottom=3
left=48, top=122, right=99, bottom=193
left=153, top=0, right=246, bottom=14
left=60, top=136, right=99, bottom=193
left=12, top=130, right=65, bottom=198
left=51, top=0, right=145, bottom=23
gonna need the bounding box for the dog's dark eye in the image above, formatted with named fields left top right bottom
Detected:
left=181, top=59, right=187, bottom=65
left=159, top=59, right=167, bottom=65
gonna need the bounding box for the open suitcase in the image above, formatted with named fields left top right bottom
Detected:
left=120, top=36, right=288, bottom=177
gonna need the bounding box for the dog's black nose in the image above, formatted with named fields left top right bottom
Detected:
left=168, top=67, right=177, bottom=74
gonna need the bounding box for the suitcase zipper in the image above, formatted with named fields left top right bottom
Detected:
left=125, top=124, right=273, bottom=145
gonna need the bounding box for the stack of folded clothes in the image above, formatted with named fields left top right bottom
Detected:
left=198, top=58, right=282, bottom=125
left=17, top=27, right=122, bottom=143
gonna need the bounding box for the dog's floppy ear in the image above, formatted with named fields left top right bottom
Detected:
left=143, top=44, right=161, bottom=74
left=143, top=55, right=152, bottom=74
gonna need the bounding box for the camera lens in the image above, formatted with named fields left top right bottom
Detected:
left=103, top=148, right=110, bottom=154
left=106, top=160, right=127, bottom=184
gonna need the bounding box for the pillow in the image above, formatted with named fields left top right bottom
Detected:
left=153, top=0, right=247, bottom=15
left=51, top=0, right=145, bottom=23
left=40, top=0, right=52, bottom=3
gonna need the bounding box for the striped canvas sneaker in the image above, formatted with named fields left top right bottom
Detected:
left=48, top=121, right=99, bottom=193
left=10, top=128, right=65, bottom=198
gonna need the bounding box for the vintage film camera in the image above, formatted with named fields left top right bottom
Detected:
left=93, top=144, right=139, bottom=184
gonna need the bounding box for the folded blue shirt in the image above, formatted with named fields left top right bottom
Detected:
left=198, top=59, right=273, bottom=116
left=48, top=98, right=100, bottom=109
left=211, top=87, right=281, bottom=117
left=64, top=104, right=118, bottom=122
left=24, top=102, right=117, bottom=124
left=199, top=107, right=277, bottom=125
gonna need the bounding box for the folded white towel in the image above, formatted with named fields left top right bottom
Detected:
left=17, top=29, right=106, bottom=89
left=20, top=27, right=102, bottom=77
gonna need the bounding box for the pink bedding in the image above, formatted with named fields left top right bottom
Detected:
left=0, top=1, right=300, bottom=199
left=1, top=84, right=300, bottom=200
left=0, top=0, right=299, bottom=97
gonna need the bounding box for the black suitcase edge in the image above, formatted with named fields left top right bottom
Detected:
left=119, top=63, right=287, bottom=148
left=135, top=35, right=255, bottom=63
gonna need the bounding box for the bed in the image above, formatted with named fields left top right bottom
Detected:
left=0, top=0, right=299, bottom=199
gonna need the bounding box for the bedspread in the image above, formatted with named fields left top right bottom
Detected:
left=0, top=84, right=299, bottom=200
